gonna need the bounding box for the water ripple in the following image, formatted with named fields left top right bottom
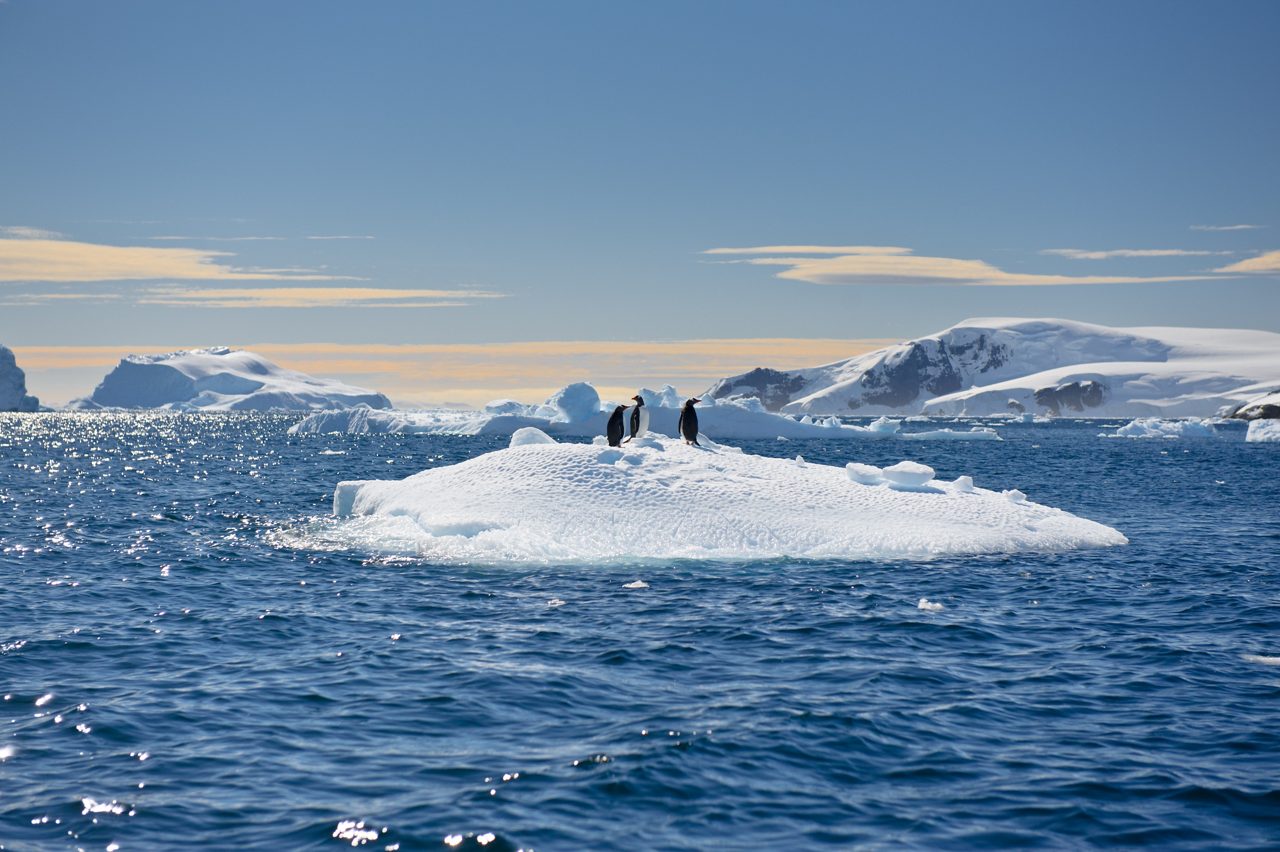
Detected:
left=0, top=414, right=1278, bottom=848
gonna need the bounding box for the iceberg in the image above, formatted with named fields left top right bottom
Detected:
left=1247, top=420, right=1280, bottom=443
left=326, top=435, right=1125, bottom=564
left=705, top=318, right=1280, bottom=418
left=289, top=383, right=1001, bottom=441
left=71, top=347, right=391, bottom=412
left=0, top=345, right=40, bottom=412
left=1102, top=418, right=1222, bottom=439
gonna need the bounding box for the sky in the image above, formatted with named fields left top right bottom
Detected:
left=1, top=0, right=1277, bottom=406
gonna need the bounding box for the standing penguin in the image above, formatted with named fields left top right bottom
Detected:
left=606, top=404, right=628, bottom=447
left=622, top=394, right=649, bottom=443
left=677, top=397, right=701, bottom=446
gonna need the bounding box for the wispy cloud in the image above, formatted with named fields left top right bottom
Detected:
left=149, top=235, right=286, bottom=242
left=0, top=237, right=355, bottom=282
left=704, top=245, right=910, bottom=256
left=0, top=291, right=123, bottom=306
left=1214, top=250, right=1280, bottom=274
left=136, top=286, right=504, bottom=309
left=306, top=235, right=376, bottom=241
left=1042, top=248, right=1233, bottom=260
left=708, top=245, right=1224, bottom=287
left=2, top=225, right=66, bottom=240
left=1190, top=224, right=1263, bottom=231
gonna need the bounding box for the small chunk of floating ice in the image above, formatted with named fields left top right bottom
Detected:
left=881, top=460, right=935, bottom=487
left=1242, top=653, right=1280, bottom=666
left=794, top=455, right=806, bottom=467
left=623, top=580, right=649, bottom=589
left=1004, top=489, right=1027, bottom=504
left=509, top=427, right=556, bottom=448
left=547, top=598, right=566, bottom=607
left=918, top=598, right=945, bottom=612
left=953, top=475, right=974, bottom=493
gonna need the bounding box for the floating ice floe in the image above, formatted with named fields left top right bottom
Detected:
left=289, top=383, right=1002, bottom=442
left=325, top=433, right=1125, bottom=564
left=1102, top=418, right=1223, bottom=439
left=1246, top=420, right=1280, bottom=443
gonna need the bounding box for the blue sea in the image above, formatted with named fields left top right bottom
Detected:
left=2, top=414, right=1278, bottom=850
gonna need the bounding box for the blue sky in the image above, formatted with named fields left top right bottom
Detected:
left=1, top=0, right=1277, bottom=404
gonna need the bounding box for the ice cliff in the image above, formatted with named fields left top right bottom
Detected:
left=0, top=345, right=40, bottom=412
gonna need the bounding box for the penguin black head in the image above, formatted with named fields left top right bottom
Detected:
left=631, top=394, right=644, bottom=404
left=685, top=397, right=701, bottom=406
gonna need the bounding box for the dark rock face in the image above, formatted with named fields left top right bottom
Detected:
left=1228, top=398, right=1280, bottom=420
left=705, top=368, right=807, bottom=411
left=845, top=334, right=1010, bottom=411
left=854, top=341, right=963, bottom=409
left=1033, top=380, right=1106, bottom=415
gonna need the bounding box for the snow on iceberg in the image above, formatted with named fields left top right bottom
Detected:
left=324, top=435, right=1125, bottom=564
left=288, top=383, right=1001, bottom=441
left=71, top=347, right=391, bottom=412
left=0, top=345, right=40, bottom=412
left=1102, top=418, right=1222, bottom=439
left=1247, top=420, right=1280, bottom=443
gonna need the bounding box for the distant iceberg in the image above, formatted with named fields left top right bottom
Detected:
left=289, top=382, right=1001, bottom=442
left=1101, top=418, right=1223, bottom=439
left=0, top=345, right=40, bottom=412
left=321, top=434, right=1125, bottom=564
left=69, top=347, right=391, bottom=412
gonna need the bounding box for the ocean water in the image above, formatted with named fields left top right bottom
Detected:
left=1, top=413, right=1278, bottom=850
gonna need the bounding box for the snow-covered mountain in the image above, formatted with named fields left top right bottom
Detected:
left=0, top=345, right=40, bottom=412
left=705, top=318, right=1280, bottom=418
left=71, top=347, right=391, bottom=412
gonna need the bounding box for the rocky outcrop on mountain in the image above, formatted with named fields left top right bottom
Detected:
left=1227, top=390, right=1280, bottom=421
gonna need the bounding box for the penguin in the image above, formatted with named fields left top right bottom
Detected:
left=606, top=404, right=627, bottom=447
left=622, top=394, right=649, bottom=443
left=678, top=397, right=701, bottom=446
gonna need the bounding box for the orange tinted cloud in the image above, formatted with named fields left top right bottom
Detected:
left=0, top=237, right=352, bottom=282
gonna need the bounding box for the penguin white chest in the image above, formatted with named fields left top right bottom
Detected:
left=631, top=405, right=649, bottom=439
